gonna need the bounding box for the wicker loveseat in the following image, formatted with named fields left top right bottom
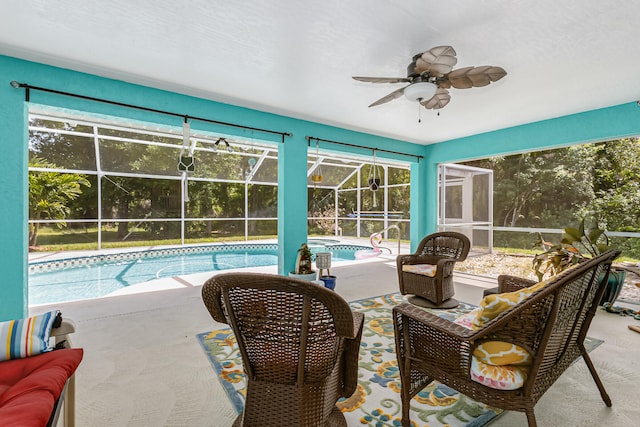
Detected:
left=202, top=272, right=364, bottom=427
left=397, top=231, right=470, bottom=308
left=393, top=249, right=620, bottom=427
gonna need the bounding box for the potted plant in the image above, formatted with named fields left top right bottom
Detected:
left=289, top=243, right=318, bottom=281
left=311, top=172, right=323, bottom=184
left=533, top=218, right=625, bottom=304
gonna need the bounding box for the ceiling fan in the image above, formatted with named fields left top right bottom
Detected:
left=353, top=46, right=507, bottom=110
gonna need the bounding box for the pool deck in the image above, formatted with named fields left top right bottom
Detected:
left=29, top=252, right=640, bottom=427
left=27, top=239, right=640, bottom=426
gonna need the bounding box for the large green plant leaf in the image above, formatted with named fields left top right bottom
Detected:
left=587, top=228, right=605, bottom=243
left=563, top=227, right=582, bottom=244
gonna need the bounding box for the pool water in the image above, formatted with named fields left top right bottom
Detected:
left=29, top=243, right=370, bottom=305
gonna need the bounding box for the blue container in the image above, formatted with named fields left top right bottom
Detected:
left=599, top=269, right=627, bottom=305
left=320, top=275, right=337, bottom=290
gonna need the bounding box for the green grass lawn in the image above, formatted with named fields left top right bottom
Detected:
left=31, top=227, right=277, bottom=252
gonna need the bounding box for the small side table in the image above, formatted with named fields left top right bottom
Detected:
left=315, top=252, right=332, bottom=277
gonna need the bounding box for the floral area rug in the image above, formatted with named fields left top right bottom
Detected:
left=197, top=292, right=603, bottom=427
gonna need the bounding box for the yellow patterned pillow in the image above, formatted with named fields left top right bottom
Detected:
left=470, top=357, right=528, bottom=390
left=469, top=279, right=549, bottom=330
left=401, top=264, right=437, bottom=277
left=470, top=263, right=582, bottom=330
left=473, top=341, right=531, bottom=366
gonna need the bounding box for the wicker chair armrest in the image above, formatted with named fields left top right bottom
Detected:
left=394, top=298, right=540, bottom=344
left=397, top=254, right=449, bottom=266
left=342, top=311, right=364, bottom=397
left=497, top=274, right=537, bottom=293
left=396, top=254, right=421, bottom=265
left=393, top=303, right=476, bottom=340
left=393, top=303, right=479, bottom=392
left=434, top=257, right=460, bottom=276
left=201, top=276, right=228, bottom=324
left=51, top=318, right=76, bottom=348
left=350, top=311, right=364, bottom=339
left=393, top=302, right=540, bottom=351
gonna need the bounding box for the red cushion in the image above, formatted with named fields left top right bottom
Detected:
left=0, top=348, right=83, bottom=427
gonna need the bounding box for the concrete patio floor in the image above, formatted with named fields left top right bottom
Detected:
left=32, top=254, right=640, bottom=426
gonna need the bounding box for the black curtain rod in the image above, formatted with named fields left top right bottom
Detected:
left=10, top=81, right=292, bottom=141
left=306, top=136, right=423, bottom=161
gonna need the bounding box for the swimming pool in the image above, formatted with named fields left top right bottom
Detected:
left=28, top=242, right=373, bottom=305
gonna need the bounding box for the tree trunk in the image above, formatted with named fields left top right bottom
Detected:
left=510, top=204, right=519, bottom=227
left=29, top=223, right=39, bottom=247
left=117, top=197, right=130, bottom=238
left=205, top=197, right=213, bottom=235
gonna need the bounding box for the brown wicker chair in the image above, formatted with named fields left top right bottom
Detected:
left=392, top=249, right=620, bottom=427
left=201, top=272, right=364, bottom=427
left=397, top=231, right=470, bottom=308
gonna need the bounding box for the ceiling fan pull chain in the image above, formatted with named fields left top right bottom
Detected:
left=418, top=102, right=422, bottom=123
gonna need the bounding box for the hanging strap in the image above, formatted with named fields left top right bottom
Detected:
left=178, top=118, right=195, bottom=172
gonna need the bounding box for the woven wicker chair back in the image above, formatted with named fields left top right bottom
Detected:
left=202, top=272, right=363, bottom=427
left=417, top=231, right=471, bottom=259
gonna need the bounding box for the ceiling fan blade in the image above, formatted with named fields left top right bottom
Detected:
left=420, top=88, right=451, bottom=109
left=441, top=66, right=474, bottom=89
left=368, top=86, right=407, bottom=107
left=414, top=46, right=457, bottom=76
left=467, top=66, right=493, bottom=86
left=484, top=66, right=507, bottom=82
left=353, top=76, right=411, bottom=83
left=445, top=65, right=507, bottom=89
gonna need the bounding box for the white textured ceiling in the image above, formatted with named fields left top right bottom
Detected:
left=2, top=0, right=640, bottom=144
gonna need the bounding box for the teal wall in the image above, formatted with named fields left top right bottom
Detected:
left=0, top=55, right=422, bottom=320
left=3, top=54, right=639, bottom=320
left=0, top=60, right=29, bottom=319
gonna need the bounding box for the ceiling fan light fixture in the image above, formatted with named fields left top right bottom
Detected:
left=404, top=82, right=437, bottom=102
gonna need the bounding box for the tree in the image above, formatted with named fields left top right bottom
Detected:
left=588, top=138, right=640, bottom=231
left=462, top=139, right=640, bottom=257
left=29, top=157, right=91, bottom=246
left=466, top=145, right=595, bottom=228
